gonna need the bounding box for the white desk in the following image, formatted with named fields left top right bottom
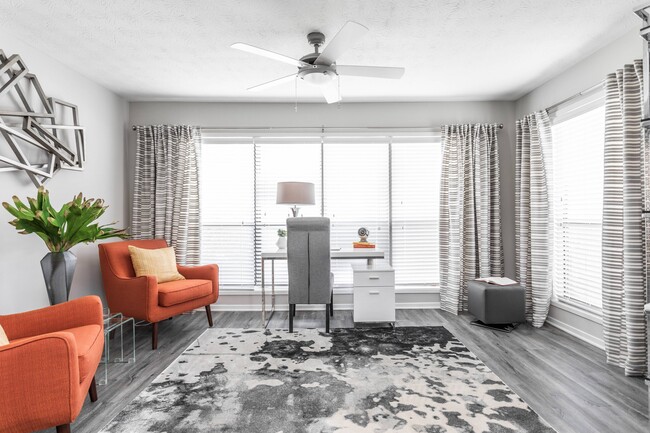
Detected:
left=260, top=249, right=385, bottom=325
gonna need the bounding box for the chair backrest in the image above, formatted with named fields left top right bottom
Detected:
left=98, top=239, right=168, bottom=278
left=286, top=217, right=331, bottom=304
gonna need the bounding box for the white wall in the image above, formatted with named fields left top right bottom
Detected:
left=0, top=31, right=129, bottom=314
left=514, top=28, right=643, bottom=348
left=130, top=100, right=518, bottom=282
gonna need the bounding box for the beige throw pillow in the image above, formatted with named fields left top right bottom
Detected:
left=0, top=324, right=9, bottom=346
left=128, top=246, right=186, bottom=283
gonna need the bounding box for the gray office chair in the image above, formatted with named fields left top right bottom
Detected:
left=286, top=217, right=333, bottom=333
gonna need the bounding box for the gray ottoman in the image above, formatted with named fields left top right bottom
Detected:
left=468, top=280, right=525, bottom=331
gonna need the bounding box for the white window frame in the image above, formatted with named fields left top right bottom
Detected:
left=200, top=128, right=442, bottom=291
left=548, top=86, right=605, bottom=315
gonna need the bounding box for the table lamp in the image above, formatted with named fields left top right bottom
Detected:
left=276, top=181, right=315, bottom=217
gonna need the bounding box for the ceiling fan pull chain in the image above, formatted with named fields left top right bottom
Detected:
left=294, top=76, right=298, bottom=112
left=337, top=75, right=341, bottom=109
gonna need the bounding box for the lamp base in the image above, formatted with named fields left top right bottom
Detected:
left=290, top=206, right=300, bottom=217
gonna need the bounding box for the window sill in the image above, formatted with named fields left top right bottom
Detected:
left=550, top=298, right=602, bottom=325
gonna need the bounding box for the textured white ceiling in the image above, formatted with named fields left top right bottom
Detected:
left=0, top=0, right=641, bottom=102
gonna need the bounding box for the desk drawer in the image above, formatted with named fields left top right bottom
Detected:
left=353, top=286, right=395, bottom=322
left=353, top=270, right=395, bottom=287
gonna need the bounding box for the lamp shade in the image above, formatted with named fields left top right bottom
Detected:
left=276, top=182, right=315, bottom=205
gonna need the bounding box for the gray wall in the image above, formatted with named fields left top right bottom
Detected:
left=514, top=28, right=643, bottom=348
left=129, top=100, right=518, bottom=280
left=0, top=31, right=129, bottom=314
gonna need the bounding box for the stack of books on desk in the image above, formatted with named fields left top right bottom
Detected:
left=353, top=242, right=376, bottom=248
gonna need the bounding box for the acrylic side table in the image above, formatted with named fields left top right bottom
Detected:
left=100, top=311, right=136, bottom=385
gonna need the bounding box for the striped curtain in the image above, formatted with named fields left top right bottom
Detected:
left=132, top=125, right=201, bottom=265
left=602, top=60, right=648, bottom=377
left=515, top=111, right=553, bottom=328
left=439, top=124, right=503, bottom=314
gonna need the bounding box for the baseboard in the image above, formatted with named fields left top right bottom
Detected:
left=397, top=301, right=440, bottom=310
left=212, top=303, right=353, bottom=312
left=210, top=301, right=439, bottom=312
left=545, top=315, right=605, bottom=350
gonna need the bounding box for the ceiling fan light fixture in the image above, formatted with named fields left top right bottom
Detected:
left=300, top=69, right=336, bottom=86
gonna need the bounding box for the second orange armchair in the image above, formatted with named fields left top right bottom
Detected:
left=98, top=239, right=219, bottom=349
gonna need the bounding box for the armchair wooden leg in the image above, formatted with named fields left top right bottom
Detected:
left=88, top=375, right=98, bottom=402
left=326, top=304, right=330, bottom=333
left=289, top=304, right=294, bottom=333
left=205, top=305, right=214, bottom=327
left=330, top=292, right=334, bottom=317
left=152, top=322, right=159, bottom=350
left=292, top=304, right=296, bottom=317
left=56, top=424, right=71, bottom=433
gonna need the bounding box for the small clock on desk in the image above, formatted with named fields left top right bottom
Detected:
left=358, top=227, right=369, bottom=243
left=354, top=227, right=375, bottom=248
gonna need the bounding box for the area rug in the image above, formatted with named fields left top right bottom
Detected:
left=99, top=326, right=555, bottom=433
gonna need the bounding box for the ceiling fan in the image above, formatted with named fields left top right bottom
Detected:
left=231, top=21, right=405, bottom=104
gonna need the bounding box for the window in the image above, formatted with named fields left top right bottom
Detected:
left=550, top=89, right=605, bottom=310
left=200, top=140, right=255, bottom=287
left=201, top=130, right=441, bottom=290
left=391, top=141, right=441, bottom=285
left=255, top=139, right=322, bottom=286
left=323, top=140, right=390, bottom=286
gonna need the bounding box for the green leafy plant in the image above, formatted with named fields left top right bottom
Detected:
left=2, top=187, right=128, bottom=252
left=277, top=228, right=287, bottom=237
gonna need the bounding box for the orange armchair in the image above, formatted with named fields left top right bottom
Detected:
left=0, top=296, right=104, bottom=433
left=98, top=239, right=219, bottom=350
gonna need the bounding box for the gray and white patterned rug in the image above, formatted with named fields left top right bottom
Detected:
left=100, top=326, right=555, bottom=433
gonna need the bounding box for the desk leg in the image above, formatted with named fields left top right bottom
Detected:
left=261, top=258, right=266, bottom=323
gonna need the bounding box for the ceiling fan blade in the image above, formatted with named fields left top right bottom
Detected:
left=336, top=65, right=405, bottom=79
left=231, top=43, right=307, bottom=67
left=321, top=81, right=341, bottom=104
left=247, top=74, right=296, bottom=92
left=314, top=21, right=368, bottom=66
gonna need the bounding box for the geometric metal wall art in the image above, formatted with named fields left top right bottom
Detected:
left=0, top=49, right=85, bottom=187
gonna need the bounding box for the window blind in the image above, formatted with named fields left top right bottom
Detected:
left=550, top=96, right=605, bottom=310
left=323, top=140, right=390, bottom=286
left=255, top=140, right=322, bottom=286
left=200, top=130, right=441, bottom=289
left=200, top=142, right=255, bottom=286
left=391, top=141, right=442, bottom=285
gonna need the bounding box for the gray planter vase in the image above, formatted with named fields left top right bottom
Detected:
left=40, top=251, right=77, bottom=305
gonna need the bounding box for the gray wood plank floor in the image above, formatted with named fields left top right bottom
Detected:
left=47, top=309, right=649, bottom=433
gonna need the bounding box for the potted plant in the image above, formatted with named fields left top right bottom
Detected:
left=276, top=228, right=287, bottom=250
left=2, top=187, right=128, bottom=305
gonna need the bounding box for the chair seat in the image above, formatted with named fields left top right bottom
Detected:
left=158, top=279, right=212, bottom=307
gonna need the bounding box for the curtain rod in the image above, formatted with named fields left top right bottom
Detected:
left=545, top=80, right=605, bottom=113
left=131, top=124, right=504, bottom=131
